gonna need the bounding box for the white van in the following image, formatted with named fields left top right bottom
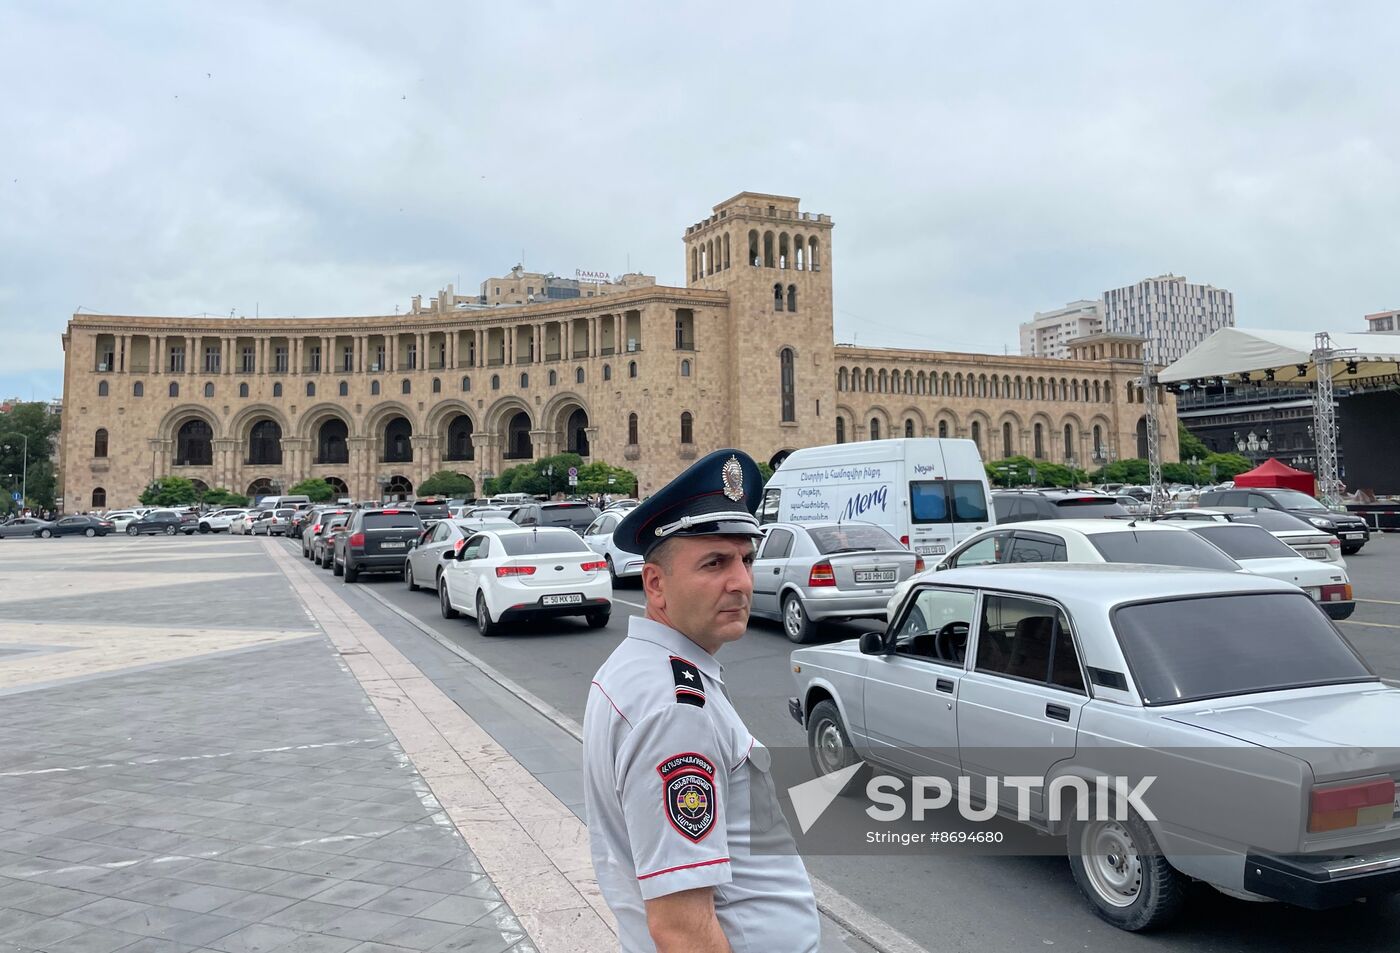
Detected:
left=759, top=438, right=994, bottom=558
left=256, top=494, right=311, bottom=509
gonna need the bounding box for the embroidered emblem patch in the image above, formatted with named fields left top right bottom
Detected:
left=670, top=656, right=705, bottom=707
left=721, top=455, right=745, bottom=503
left=658, top=753, right=717, bottom=842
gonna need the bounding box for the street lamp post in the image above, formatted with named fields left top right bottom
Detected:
left=0, top=433, right=28, bottom=511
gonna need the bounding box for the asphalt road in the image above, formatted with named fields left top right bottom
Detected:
left=307, top=531, right=1400, bottom=952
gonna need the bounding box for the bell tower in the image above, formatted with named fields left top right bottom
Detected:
left=682, top=192, right=835, bottom=463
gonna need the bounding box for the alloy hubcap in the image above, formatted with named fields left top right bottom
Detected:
left=785, top=600, right=801, bottom=633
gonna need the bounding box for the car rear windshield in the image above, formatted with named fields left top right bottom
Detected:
left=1188, top=525, right=1297, bottom=560
left=363, top=512, right=423, bottom=529
left=1114, top=593, right=1374, bottom=705
left=275, top=509, right=294, bottom=518
left=542, top=506, right=599, bottom=526
left=910, top=480, right=989, bottom=523
left=808, top=524, right=903, bottom=554
left=1053, top=497, right=1128, bottom=518
left=499, top=531, right=587, bottom=556
left=413, top=503, right=451, bottom=519
left=1264, top=488, right=1328, bottom=511
left=1229, top=509, right=1313, bottom=532
left=1087, top=530, right=1240, bottom=570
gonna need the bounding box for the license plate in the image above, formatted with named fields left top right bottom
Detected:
left=1302, top=549, right=1327, bottom=560
left=379, top=541, right=405, bottom=550
left=1342, top=532, right=1363, bottom=539
left=914, top=544, right=946, bottom=556
left=855, top=569, right=897, bottom=584
left=542, top=593, right=583, bottom=606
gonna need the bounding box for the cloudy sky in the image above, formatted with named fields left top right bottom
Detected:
left=3, top=1, right=1398, bottom=401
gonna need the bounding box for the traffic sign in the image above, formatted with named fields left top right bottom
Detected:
left=10, top=492, right=19, bottom=503
left=607, top=476, right=616, bottom=485
left=567, top=466, right=578, bottom=478
left=568, top=476, right=579, bottom=486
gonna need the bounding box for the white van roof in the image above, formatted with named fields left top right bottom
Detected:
left=778, top=438, right=980, bottom=469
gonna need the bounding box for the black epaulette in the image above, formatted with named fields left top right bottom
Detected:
left=670, top=656, right=705, bottom=707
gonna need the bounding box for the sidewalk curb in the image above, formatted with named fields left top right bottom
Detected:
left=356, top=578, right=933, bottom=953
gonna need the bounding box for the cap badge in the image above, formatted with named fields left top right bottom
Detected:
left=721, top=455, right=745, bottom=502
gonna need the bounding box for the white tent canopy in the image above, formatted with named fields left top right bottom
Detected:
left=1159, top=328, right=1400, bottom=385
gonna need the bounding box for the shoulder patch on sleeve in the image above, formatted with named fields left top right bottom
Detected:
left=657, top=752, right=717, bottom=842
left=669, top=656, right=705, bottom=707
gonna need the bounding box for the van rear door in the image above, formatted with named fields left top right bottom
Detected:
left=906, top=440, right=993, bottom=557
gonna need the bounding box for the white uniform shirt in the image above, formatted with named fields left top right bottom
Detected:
left=584, top=617, right=821, bottom=952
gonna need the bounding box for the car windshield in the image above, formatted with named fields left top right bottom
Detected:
left=808, top=524, right=902, bottom=554
left=499, top=530, right=587, bottom=556
left=363, top=512, right=422, bottom=529
left=1087, top=529, right=1241, bottom=570
left=1228, top=509, right=1313, bottom=532
left=910, top=480, right=988, bottom=523
left=275, top=509, right=294, bottom=518
left=1188, top=525, right=1297, bottom=560
left=1265, top=488, right=1327, bottom=511
left=1114, top=593, right=1375, bottom=705
left=1053, top=496, right=1128, bottom=518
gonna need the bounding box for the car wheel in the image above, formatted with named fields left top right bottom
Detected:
left=126, top=526, right=138, bottom=536
left=199, top=523, right=211, bottom=534
left=783, top=592, right=816, bottom=644
left=606, top=555, right=619, bottom=586
left=806, top=699, right=864, bottom=796
left=332, top=555, right=344, bottom=577
left=406, top=561, right=419, bottom=591
left=1068, top=805, right=1186, bottom=931
left=585, top=608, right=610, bottom=629
left=439, top=580, right=459, bottom=619
left=84, top=528, right=96, bottom=537
left=164, top=525, right=177, bottom=536
left=39, top=528, right=52, bottom=539
left=1342, top=545, right=1361, bottom=555
left=476, top=592, right=498, bottom=636
left=343, top=559, right=359, bottom=583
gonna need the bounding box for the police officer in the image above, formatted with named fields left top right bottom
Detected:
left=583, top=449, right=821, bottom=953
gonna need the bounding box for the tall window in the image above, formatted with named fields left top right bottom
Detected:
left=779, top=348, right=795, bottom=422
left=97, top=381, right=109, bottom=397
left=1003, top=422, right=1013, bottom=457
left=628, top=362, right=637, bottom=379
left=371, top=380, right=380, bottom=395
left=93, top=429, right=108, bottom=458
left=603, top=364, right=612, bottom=381
left=402, top=379, right=412, bottom=395
left=576, top=367, right=585, bottom=384
left=432, top=377, right=441, bottom=393
left=680, top=412, right=694, bottom=444
left=1034, top=423, right=1044, bottom=459
left=169, top=345, right=185, bottom=373
left=905, top=419, right=914, bottom=438
left=91, top=487, right=106, bottom=509
left=133, top=381, right=143, bottom=397
left=773, top=283, right=784, bottom=310
left=339, top=380, right=348, bottom=396
left=461, top=375, right=471, bottom=392
left=240, top=346, right=255, bottom=373
left=274, top=345, right=288, bottom=373
left=272, top=382, right=282, bottom=397
left=836, top=417, right=846, bottom=443
left=309, top=345, right=321, bottom=372
left=1064, top=424, right=1074, bottom=460
left=971, top=421, right=981, bottom=451
left=169, top=381, right=179, bottom=398
left=239, top=382, right=249, bottom=398
left=628, top=413, right=639, bottom=444
left=786, top=284, right=797, bottom=312
left=203, top=382, right=214, bottom=398
left=204, top=345, right=220, bottom=373
left=307, top=382, right=316, bottom=397
left=870, top=418, right=881, bottom=440
left=680, top=359, right=691, bottom=377
left=938, top=420, right=948, bottom=438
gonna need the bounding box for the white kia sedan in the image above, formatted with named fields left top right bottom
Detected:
left=437, top=527, right=612, bottom=635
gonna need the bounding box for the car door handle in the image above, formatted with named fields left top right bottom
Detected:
left=935, top=678, right=954, bottom=693
left=1046, top=703, right=1071, bottom=722
left=772, top=568, right=781, bottom=575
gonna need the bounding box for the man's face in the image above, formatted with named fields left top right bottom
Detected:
left=644, top=535, right=755, bottom=651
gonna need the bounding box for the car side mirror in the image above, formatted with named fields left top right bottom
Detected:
left=441, top=550, right=454, bottom=560
left=858, top=631, right=888, bottom=656
left=934, top=560, right=949, bottom=572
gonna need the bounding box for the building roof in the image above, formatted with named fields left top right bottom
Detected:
left=1159, top=327, right=1400, bottom=384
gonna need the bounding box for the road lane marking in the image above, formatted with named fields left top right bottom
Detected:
left=1357, top=598, right=1400, bottom=606
left=612, top=596, right=647, bottom=609
left=1341, top=620, right=1400, bottom=629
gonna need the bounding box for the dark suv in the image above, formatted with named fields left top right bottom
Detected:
left=1196, top=487, right=1370, bottom=554
left=991, top=490, right=1129, bottom=524
left=127, top=510, right=198, bottom=536
left=334, top=507, right=424, bottom=582
left=508, top=502, right=600, bottom=535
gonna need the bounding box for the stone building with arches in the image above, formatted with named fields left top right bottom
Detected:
left=58, top=192, right=1175, bottom=510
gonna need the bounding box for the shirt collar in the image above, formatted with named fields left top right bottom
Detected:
left=627, top=616, right=725, bottom=682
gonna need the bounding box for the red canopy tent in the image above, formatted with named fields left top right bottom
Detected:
left=1232, top=458, right=1317, bottom=497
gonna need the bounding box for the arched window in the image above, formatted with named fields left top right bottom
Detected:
left=628, top=361, right=637, bottom=379
left=93, top=429, right=108, bottom=458
left=905, top=419, right=915, bottom=438
left=519, top=372, right=529, bottom=388
left=339, top=380, right=349, bottom=397
left=203, top=382, right=213, bottom=398
left=461, top=375, right=471, bottom=392
left=175, top=419, right=212, bottom=466
left=938, top=420, right=948, bottom=438
left=248, top=420, right=283, bottom=465
left=371, top=381, right=381, bottom=395
left=971, top=421, right=981, bottom=450
left=836, top=417, right=846, bottom=443
left=1093, top=425, right=1103, bottom=453
left=786, top=284, right=797, bottom=312
left=773, top=283, right=784, bottom=310
left=306, top=381, right=316, bottom=397
left=445, top=415, right=475, bottom=461
left=870, top=418, right=881, bottom=440
left=681, top=359, right=691, bottom=377
left=169, top=382, right=179, bottom=398
left=548, top=370, right=557, bottom=386
left=317, top=418, right=349, bottom=464
left=402, top=379, right=412, bottom=395
left=1034, top=423, right=1045, bottom=459
left=272, top=382, right=282, bottom=398
left=133, top=382, right=144, bottom=397
left=1003, top=422, right=1014, bottom=457
left=575, top=367, right=584, bottom=384
left=627, top=413, right=639, bottom=444
left=432, top=377, right=441, bottom=393
left=91, top=487, right=106, bottom=509
left=680, top=412, right=694, bottom=444
left=748, top=229, right=760, bottom=267
left=97, top=381, right=109, bottom=397
left=1065, top=424, right=1074, bottom=460
left=779, top=348, right=795, bottom=422
left=491, top=374, right=500, bottom=390
left=239, top=382, right=249, bottom=398
left=838, top=368, right=848, bottom=391
left=603, top=364, right=612, bottom=381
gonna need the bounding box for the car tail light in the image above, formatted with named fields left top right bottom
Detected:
left=581, top=560, right=607, bottom=572
left=1320, top=583, right=1352, bottom=603
left=899, top=535, right=910, bottom=548
left=496, top=565, right=537, bottom=577
left=1328, top=538, right=1341, bottom=547
left=914, top=556, right=925, bottom=573
left=808, top=561, right=836, bottom=587
left=1308, top=778, right=1395, bottom=832
left=348, top=532, right=365, bottom=548
left=381, top=509, right=401, bottom=514
left=454, top=538, right=466, bottom=554
left=312, top=524, right=322, bottom=534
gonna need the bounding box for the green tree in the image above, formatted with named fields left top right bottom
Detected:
left=1203, top=452, right=1253, bottom=481
left=1090, top=458, right=1152, bottom=485
left=1177, top=422, right=1209, bottom=463
left=140, top=476, right=199, bottom=506
left=985, top=455, right=1083, bottom=488
left=417, top=470, right=476, bottom=498
left=576, top=461, right=637, bottom=496
left=288, top=478, right=335, bottom=503
left=0, top=402, right=61, bottom=511
left=201, top=488, right=249, bottom=507
left=757, top=461, right=775, bottom=485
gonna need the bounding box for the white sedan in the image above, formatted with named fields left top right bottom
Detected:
left=581, top=510, right=644, bottom=583
left=198, top=508, right=248, bottom=533
left=438, top=527, right=612, bottom=635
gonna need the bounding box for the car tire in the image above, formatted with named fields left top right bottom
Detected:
left=476, top=592, right=498, bottom=637
left=332, top=556, right=344, bottom=577
left=606, top=555, right=619, bottom=587
left=439, top=580, right=459, bottom=619
left=343, top=560, right=358, bottom=583
left=127, top=526, right=138, bottom=536
left=84, top=528, right=96, bottom=538
left=199, top=523, right=211, bottom=534
left=39, top=528, right=52, bottom=539
left=1067, top=804, right=1186, bottom=932
left=806, top=699, right=864, bottom=796
left=406, top=561, right=419, bottom=591
left=783, top=592, right=816, bottom=644
left=585, top=608, right=610, bottom=629
left=1342, top=545, right=1362, bottom=555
